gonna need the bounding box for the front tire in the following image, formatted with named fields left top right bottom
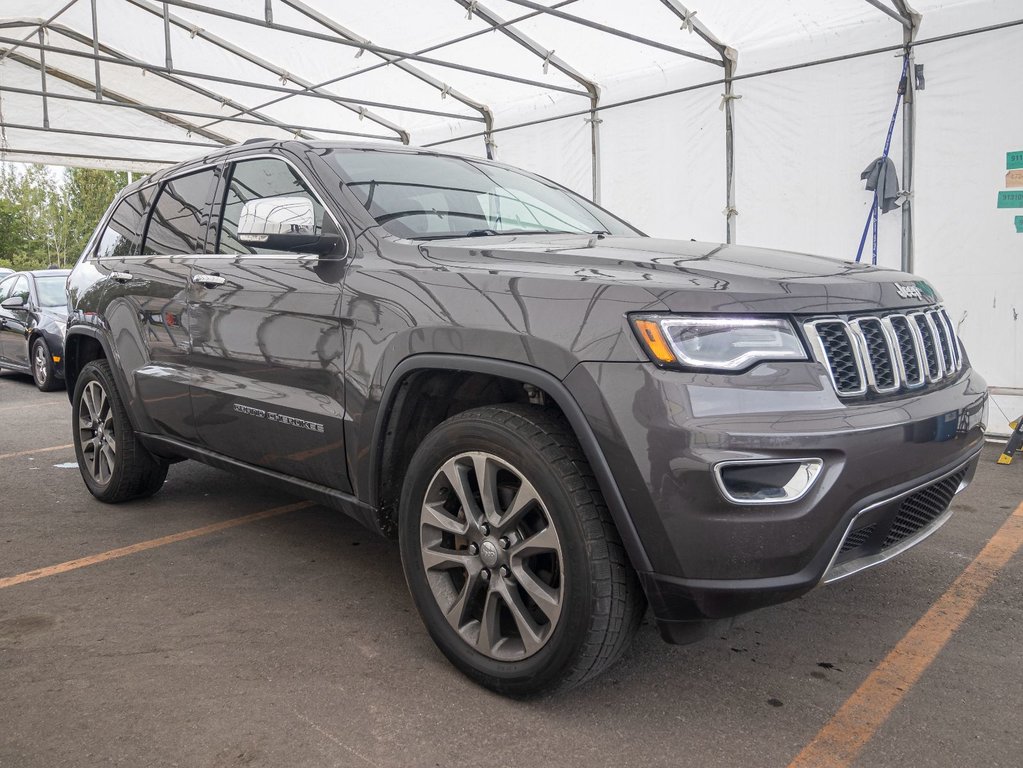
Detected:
left=72, top=360, right=168, bottom=503
left=31, top=338, right=61, bottom=392
left=399, top=404, right=645, bottom=696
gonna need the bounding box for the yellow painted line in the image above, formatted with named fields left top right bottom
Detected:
left=0, top=500, right=314, bottom=590
left=789, top=500, right=1023, bottom=768
left=0, top=443, right=75, bottom=460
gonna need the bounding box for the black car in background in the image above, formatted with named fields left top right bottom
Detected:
left=0, top=269, right=71, bottom=391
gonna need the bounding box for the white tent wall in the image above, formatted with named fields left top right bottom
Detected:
left=913, top=24, right=1023, bottom=432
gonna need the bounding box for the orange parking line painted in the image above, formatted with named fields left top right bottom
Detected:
left=0, top=500, right=314, bottom=590
left=788, top=500, right=1023, bottom=768
left=0, top=443, right=75, bottom=460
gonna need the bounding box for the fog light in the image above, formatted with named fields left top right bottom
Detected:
left=713, top=458, right=823, bottom=504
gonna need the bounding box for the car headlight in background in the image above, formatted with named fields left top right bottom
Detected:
left=631, top=315, right=807, bottom=371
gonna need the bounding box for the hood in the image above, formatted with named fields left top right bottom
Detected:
left=419, top=234, right=941, bottom=315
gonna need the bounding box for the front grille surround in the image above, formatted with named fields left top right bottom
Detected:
left=804, top=306, right=962, bottom=398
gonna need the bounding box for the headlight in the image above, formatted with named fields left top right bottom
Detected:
left=631, top=315, right=807, bottom=371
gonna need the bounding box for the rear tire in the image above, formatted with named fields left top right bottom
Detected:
left=31, top=338, right=61, bottom=392
left=398, top=404, right=645, bottom=696
left=72, top=360, right=168, bottom=503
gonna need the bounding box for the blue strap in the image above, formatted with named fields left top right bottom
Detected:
left=856, top=54, right=910, bottom=265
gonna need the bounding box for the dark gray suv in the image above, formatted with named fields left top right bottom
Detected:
left=66, top=140, right=988, bottom=695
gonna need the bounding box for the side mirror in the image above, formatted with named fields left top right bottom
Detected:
left=238, top=196, right=340, bottom=255
left=1, top=295, right=26, bottom=310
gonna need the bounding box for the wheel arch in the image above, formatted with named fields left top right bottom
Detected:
left=368, top=354, right=652, bottom=572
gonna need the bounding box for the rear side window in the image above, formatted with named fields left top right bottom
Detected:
left=215, top=157, right=325, bottom=255
left=94, top=189, right=151, bottom=259
left=142, top=169, right=217, bottom=256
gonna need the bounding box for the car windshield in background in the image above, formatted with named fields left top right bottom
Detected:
left=35, top=276, right=68, bottom=308
left=327, top=149, right=641, bottom=240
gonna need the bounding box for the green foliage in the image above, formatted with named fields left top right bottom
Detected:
left=0, top=163, right=128, bottom=270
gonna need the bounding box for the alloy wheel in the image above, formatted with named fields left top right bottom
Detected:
left=78, top=380, right=117, bottom=485
left=34, top=344, right=48, bottom=385
left=419, top=451, right=564, bottom=661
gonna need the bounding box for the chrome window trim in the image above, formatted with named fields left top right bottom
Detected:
left=803, top=318, right=867, bottom=397
left=821, top=450, right=979, bottom=584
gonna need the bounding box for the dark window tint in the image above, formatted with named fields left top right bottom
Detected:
left=95, top=189, right=151, bottom=259
left=216, top=157, right=324, bottom=254
left=143, top=169, right=216, bottom=255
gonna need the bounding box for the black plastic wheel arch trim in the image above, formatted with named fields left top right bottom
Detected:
left=370, top=353, right=654, bottom=573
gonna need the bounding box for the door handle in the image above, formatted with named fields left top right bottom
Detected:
left=192, top=273, right=226, bottom=288
left=110, top=271, right=133, bottom=283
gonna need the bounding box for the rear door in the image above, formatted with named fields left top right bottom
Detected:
left=115, top=169, right=217, bottom=440
left=188, top=153, right=351, bottom=491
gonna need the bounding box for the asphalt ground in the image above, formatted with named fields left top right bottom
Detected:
left=1, top=369, right=1021, bottom=768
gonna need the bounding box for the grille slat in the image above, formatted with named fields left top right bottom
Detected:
left=808, top=306, right=961, bottom=398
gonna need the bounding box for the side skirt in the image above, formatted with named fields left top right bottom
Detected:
left=138, top=433, right=384, bottom=536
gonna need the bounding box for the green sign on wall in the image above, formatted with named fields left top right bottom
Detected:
left=998, top=190, right=1023, bottom=208
left=1008, top=151, right=1023, bottom=170
left=1016, top=216, right=1023, bottom=234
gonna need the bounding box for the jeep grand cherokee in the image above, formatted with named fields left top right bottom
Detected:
left=65, top=140, right=988, bottom=695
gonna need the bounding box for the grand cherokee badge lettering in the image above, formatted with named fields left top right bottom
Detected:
left=233, top=403, right=324, bottom=433
left=895, top=282, right=923, bottom=300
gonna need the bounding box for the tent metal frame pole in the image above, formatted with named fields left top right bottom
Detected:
left=659, top=1, right=738, bottom=242
left=0, top=147, right=176, bottom=167
left=36, top=28, right=49, bottom=129
left=0, top=121, right=220, bottom=148
left=0, top=83, right=403, bottom=141
left=892, top=0, right=921, bottom=273
left=150, top=0, right=590, bottom=98
left=863, top=0, right=913, bottom=28
left=0, top=0, right=79, bottom=62
left=126, top=0, right=411, bottom=143
left=0, top=33, right=483, bottom=123
left=501, top=0, right=723, bottom=67
left=11, top=22, right=316, bottom=142
left=424, top=18, right=1023, bottom=150
left=218, top=0, right=583, bottom=137
left=162, top=2, right=172, bottom=69
left=89, top=0, right=101, bottom=99
left=280, top=0, right=496, bottom=157
left=1, top=49, right=237, bottom=145
left=451, top=0, right=602, bottom=199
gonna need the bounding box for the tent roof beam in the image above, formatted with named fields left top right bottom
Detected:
left=150, top=0, right=589, bottom=99
left=863, top=0, right=913, bottom=28
left=500, top=0, right=723, bottom=67
left=0, top=32, right=484, bottom=124
left=126, top=0, right=411, bottom=143
left=0, top=82, right=403, bottom=142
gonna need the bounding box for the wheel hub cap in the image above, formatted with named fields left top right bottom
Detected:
left=479, top=539, right=499, bottom=567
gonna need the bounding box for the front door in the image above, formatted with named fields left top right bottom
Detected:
left=0, top=275, right=31, bottom=370
left=189, top=154, right=351, bottom=492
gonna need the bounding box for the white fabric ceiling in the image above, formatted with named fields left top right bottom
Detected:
left=1, top=0, right=1007, bottom=170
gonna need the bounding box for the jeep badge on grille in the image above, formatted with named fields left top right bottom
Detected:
left=895, top=282, right=924, bottom=300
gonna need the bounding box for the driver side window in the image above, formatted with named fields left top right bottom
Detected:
left=216, top=157, right=324, bottom=255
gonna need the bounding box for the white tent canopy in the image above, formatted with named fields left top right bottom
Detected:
left=1, top=1, right=1021, bottom=419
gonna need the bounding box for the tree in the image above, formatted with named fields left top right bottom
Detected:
left=0, top=162, right=128, bottom=270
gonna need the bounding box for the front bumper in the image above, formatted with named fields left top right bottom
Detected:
left=563, top=359, right=988, bottom=640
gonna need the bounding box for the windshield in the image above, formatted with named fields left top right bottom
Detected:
left=35, top=276, right=68, bottom=308
left=327, top=149, right=641, bottom=240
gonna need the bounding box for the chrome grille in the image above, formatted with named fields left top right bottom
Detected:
left=805, top=307, right=962, bottom=398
